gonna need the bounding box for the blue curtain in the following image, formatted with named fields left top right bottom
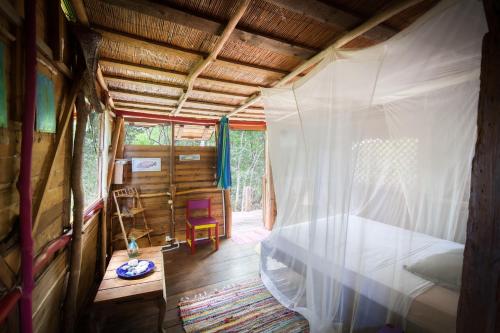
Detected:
left=216, top=117, right=231, bottom=189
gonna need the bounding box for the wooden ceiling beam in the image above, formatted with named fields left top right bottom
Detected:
left=265, top=0, right=397, bottom=42
left=70, top=0, right=90, bottom=25
left=114, top=101, right=263, bottom=115
left=99, top=57, right=264, bottom=90
left=96, top=26, right=288, bottom=77
left=104, top=74, right=249, bottom=100
left=102, top=0, right=317, bottom=59
left=173, top=0, right=252, bottom=115
left=109, top=87, right=264, bottom=110
left=228, top=0, right=426, bottom=118
left=113, top=99, right=264, bottom=116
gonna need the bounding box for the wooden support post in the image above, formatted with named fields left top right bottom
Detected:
left=63, top=95, right=90, bottom=333
left=106, top=117, right=124, bottom=190
left=169, top=122, right=176, bottom=239
left=116, top=119, right=126, bottom=159
left=101, top=116, right=124, bottom=273
left=173, top=0, right=251, bottom=114
left=264, top=135, right=276, bottom=230
left=457, top=2, right=500, bottom=331
left=224, top=189, right=232, bottom=238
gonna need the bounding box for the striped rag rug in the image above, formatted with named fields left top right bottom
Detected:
left=178, top=278, right=309, bottom=332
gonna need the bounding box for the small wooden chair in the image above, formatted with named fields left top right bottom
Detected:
left=185, top=199, right=219, bottom=254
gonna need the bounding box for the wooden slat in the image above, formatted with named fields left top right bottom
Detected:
left=266, top=0, right=397, bottom=42
left=176, top=0, right=264, bottom=115
left=32, top=74, right=83, bottom=235
left=227, top=0, right=427, bottom=118
left=102, top=0, right=317, bottom=59
left=109, top=87, right=263, bottom=111
left=95, top=26, right=289, bottom=76
left=0, top=0, right=22, bottom=26
left=71, top=0, right=90, bottom=25
left=107, top=117, right=124, bottom=190
left=100, top=58, right=264, bottom=90
left=104, top=74, right=249, bottom=99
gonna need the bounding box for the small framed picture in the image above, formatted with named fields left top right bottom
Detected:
left=131, top=158, right=161, bottom=172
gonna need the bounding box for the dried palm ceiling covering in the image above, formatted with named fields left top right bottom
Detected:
left=79, top=0, right=438, bottom=127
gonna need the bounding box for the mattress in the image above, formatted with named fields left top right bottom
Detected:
left=260, top=215, right=462, bottom=331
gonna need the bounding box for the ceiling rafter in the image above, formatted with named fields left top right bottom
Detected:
left=113, top=100, right=264, bottom=117
left=95, top=26, right=289, bottom=77
left=265, top=0, right=398, bottom=42
left=173, top=0, right=252, bottom=115
left=227, top=0, right=426, bottom=118
left=117, top=109, right=264, bottom=123
left=108, top=87, right=264, bottom=111
left=99, top=57, right=265, bottom=90
left=101, top=0, right=318, bottom=59
left=104, top=74, right=249, bottom=100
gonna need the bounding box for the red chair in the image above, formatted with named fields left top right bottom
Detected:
left=185, top=199, right=219, bottom=254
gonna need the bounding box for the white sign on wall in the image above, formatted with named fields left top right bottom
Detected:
left=179, top=154, right=201, bottom=161
left=131, top=158, right=161, bottom=172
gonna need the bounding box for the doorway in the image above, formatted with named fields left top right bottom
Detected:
left=230, top=130, right=269, bottom=244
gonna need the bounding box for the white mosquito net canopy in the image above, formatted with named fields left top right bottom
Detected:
left=260, top=0, right=487, bottom=332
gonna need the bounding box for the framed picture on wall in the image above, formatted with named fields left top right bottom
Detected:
left=132, top=158, right=161, bottom=172
left=36, top=72, right=56, bottom=133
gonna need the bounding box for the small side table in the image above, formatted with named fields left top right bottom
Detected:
left=92, top=246, right=166, bottom=332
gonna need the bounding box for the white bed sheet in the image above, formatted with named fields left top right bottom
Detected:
left=261, top=215, right=463, bottom=319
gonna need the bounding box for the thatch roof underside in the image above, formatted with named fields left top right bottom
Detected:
left=81, top=0, right=438, bottom=138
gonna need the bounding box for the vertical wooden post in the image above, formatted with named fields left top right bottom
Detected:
left=264, top=133, right=277, bottom=230
left=101, top=116, right=124, bottom=273
left=169, top=122, right=176, bottom=239
left=18, top=1, right=36, bottom=331
left=224, top=189, right=232, bottom=238
left=457, top=2, right=500, bottom=332
left=64, top=95, right=89, bottom=333
left=107, top=117, right=124, bottom=190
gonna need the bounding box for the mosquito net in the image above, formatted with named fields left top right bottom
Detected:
left=260, top=0, right=487, bottom=332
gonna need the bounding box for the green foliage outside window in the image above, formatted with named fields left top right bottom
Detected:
left=230, top=131, right=265, bottom=212
left=125, top=124, right=215, bottom=146
left=125, top=124, right=265, bottom=211
left=125, top=124, right=171, bottom=145
left=82, top=112, right=101, bottom=207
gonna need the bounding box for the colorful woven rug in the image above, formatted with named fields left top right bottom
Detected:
left=178, top=279, right=309, bottom=332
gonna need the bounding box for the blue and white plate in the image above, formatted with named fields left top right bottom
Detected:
left=116, top=260, right=155, bottom=279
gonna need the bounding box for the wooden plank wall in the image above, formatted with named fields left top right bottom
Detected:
left=174, top=146, right=224, bottom=241
left=0, top=1, right=100, bottom=332
left=78, top=215, right=100, bottom=311
left=112, top=145, right=224, bottom=249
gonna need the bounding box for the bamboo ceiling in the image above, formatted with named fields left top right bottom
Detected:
left=80, top=0, right=438, bottom=134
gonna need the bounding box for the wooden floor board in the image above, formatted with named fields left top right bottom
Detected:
left=81, top=238, right=261, bottom=332
left=163, top=239, right=260, bottom=332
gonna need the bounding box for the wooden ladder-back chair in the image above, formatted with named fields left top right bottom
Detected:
left=112, top=187, right=153, bottom=249
left=186, top=198, right=219, bottom=254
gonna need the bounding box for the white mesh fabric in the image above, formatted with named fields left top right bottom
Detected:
left=260, top=1, right=487, bottom=332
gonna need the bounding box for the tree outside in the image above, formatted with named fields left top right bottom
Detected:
left=82, top=112, right=101, bottom=207
left=230, top=130, right=265, bottom=212
left=125, top=124, right=215, bottom=146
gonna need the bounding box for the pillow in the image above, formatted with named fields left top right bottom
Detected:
left=404, top=248, right=463, bottom=291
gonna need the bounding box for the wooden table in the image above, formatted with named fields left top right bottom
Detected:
left=93, top=246, right=166, bottom=333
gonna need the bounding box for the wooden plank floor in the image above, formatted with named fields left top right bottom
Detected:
left=163, top=238, right=260, bottom=332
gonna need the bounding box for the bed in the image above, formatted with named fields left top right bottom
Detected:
left=260, top=215, right=462, bottom=332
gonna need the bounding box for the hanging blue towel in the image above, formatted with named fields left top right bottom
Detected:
left=216, top=116, right=232, bottom=189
